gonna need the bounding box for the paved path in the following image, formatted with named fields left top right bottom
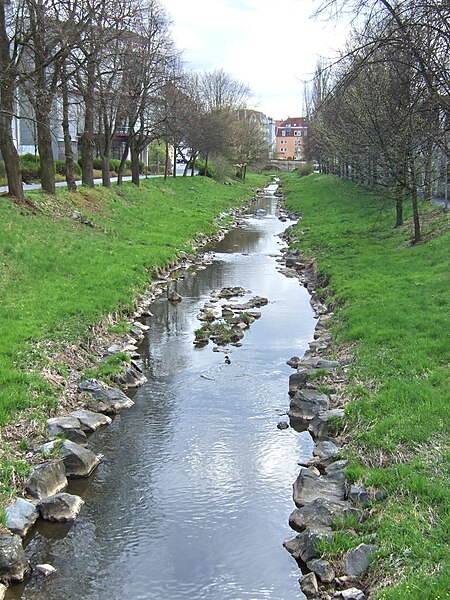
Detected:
left=0, top=165, right=190, bottom=194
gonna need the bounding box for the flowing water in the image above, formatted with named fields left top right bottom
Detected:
left=9, top=186, right=317, bottom=600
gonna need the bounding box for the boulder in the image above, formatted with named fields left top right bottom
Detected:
left=277, top=421, right=289, bottom=430
left=286, top=356, right=302, bottom=369
left=308, top=409, right=345, bottom=439
left=306, top=558, right=335, bottom=583
left=283, top=528, right=333, bottom=563
left=289, top=498, right=360, bottom=532
left=0, top=584, right=6, bottom=599
left=288, top=370, right=310, bottom=396
left=300, top=571, right=319, bottom=597
left=77, top=379, right=134, bottom=414
left=325, top=459, right=349, bottom=475
left=345, top=543, right=376, bottom=577
left=38, top=493, right=84, bottom=522
left=313, top=440, right=340, bottom=463
left=25, top=460, right=67, bottom=499
left=0, top=535, right=31, bottom=583
left=341, top=588, right=366, bottom=600
left=5, top=498, right=39, bottom=537
left=293, top=468, right=346, bottom=508
left=70, top=409, right=112, bottom=432
left=289, top=389, right=329, bottom=420
left=112, top=367, right=146, bottom=389
left=40, top=440, right=100, bottom=478
left=46, top=416, right=87, bottom=446
left=299, top=358, right=339, bottom=370
left=348, top=485, right=370, bottom=507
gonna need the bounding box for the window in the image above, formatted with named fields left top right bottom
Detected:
left=282, top=130, right=286, bottom=136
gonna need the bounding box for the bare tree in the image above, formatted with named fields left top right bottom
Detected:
left=0, top=0, right=25, bottom=200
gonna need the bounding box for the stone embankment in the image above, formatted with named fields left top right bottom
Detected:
left=277, top=220, right=379, bottom=600
left=0, top=190, right=265, bottom=596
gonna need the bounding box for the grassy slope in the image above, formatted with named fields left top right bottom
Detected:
left=0, top=174, right=267, bottom=424
left=283, top=174, right=449, bottom=600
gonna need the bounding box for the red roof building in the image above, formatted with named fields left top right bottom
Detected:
left=275, top=117, right=308, bottom=160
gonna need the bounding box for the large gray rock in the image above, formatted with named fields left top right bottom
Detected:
left=5, top=498, right=39, bottom=537
left=300, top=571, right=319, bottom=597
left=293, top=468, right=346, bottom=508
left=345, top=543, right=376, bottom=576
left=283, top=528, right=333, bottom=563
left=70, top=409, right=112, bottom=432
left=348, top=485, right=370, bottom=507
left=47, top=416, right=87, bottom=445
left=0, top=535, right=31, bottom=583
left=288, top=370, right=309, bottom=396
left=306, top=558, right=335, bottom=583
left=299, top=358, right=339, bottom=370
left=289, top=498, right=359, bottom=532
left=289, top=389, right=329, bottom=420
left=40, top=440, right=99, bottom=478
left=308, top=408, right=345, bottom=439
left=38, top=493, right=84, bottom=522
left=313, top=440, right=340, bottom=463
left=341, top=588, right=366, bottom=600
left=77, top=379, right=134, bottom=414
left=25, top=460, right=67, bottom=499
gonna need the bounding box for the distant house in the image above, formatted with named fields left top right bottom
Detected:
left=275, top=117, right=308, bottom=160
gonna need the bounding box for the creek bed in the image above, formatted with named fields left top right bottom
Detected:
left=9, top=189, right=316, bottom=600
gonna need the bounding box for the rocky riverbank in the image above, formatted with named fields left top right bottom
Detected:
left=279, top=219, right=380, bottom=600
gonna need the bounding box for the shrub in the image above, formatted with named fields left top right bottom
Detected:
left=54, top=160, right=81, bottom=177
left=110, top=159, right=121, bottom=173
left=197, top=159, right=215, bottom=178
left=297, top=162, right=314, bottom=177
left=20, top=154, right=40, bottom=183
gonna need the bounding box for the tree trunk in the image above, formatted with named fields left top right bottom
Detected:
left=31, top=4, right=55, bottom=195
left=61, top=63, right=77, bottom=191
left=35, top=102, right=55, bottom=194
left=172, top=144, right=177, bottom=178
left=411, top=187, right=421, bottom=244
left=130, top=142, right=140, bottom=186
left=117, top=136, right=130, bottom=185
left=80, top=62, right=95, bottom=187
left=395, top=191, right=403, bottom=227
left=423, top=149, right=433, bottom=202
left=0, top=2, right=23, bottom=200
left=164, top=141, right=170, bottom=180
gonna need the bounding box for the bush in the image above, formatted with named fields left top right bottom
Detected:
left=20, top=154, right=40, bottom=183
left=110, top=159, right=121, bottom=173
left=196, top=159, right=215, bottom=178
left=297, top=162, right=314, bottom=177
left=54, top=160, right=81, bottom=177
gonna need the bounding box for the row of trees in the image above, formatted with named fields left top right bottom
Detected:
left=0, top=0, right=269, bottom=201
left=305, top=0, right=450, bottom=243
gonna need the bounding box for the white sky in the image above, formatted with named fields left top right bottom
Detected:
left=163, top=0, right=350, bottom=120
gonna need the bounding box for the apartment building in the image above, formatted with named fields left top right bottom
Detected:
left=275, top=117, right=308, bottom=160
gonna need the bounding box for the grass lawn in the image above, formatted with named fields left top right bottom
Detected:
left=0, top=174, right=267, bottom=428
left=282, top=173, right=449, bottom=600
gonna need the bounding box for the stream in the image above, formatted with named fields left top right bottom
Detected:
left=9, top=185, right=317, bottom=600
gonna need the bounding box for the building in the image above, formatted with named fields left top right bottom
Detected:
left=275, top=117, right=308, bottom=160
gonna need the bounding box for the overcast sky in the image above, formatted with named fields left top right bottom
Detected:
left=163, top=0, right=350, bottom=120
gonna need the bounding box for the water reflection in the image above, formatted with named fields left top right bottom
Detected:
left=8, top=191, right=316, bottom=600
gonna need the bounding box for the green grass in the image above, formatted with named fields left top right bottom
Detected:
left=282, top=173, right=449, bottom=599
left=0, top=174, right=267, bottom=425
